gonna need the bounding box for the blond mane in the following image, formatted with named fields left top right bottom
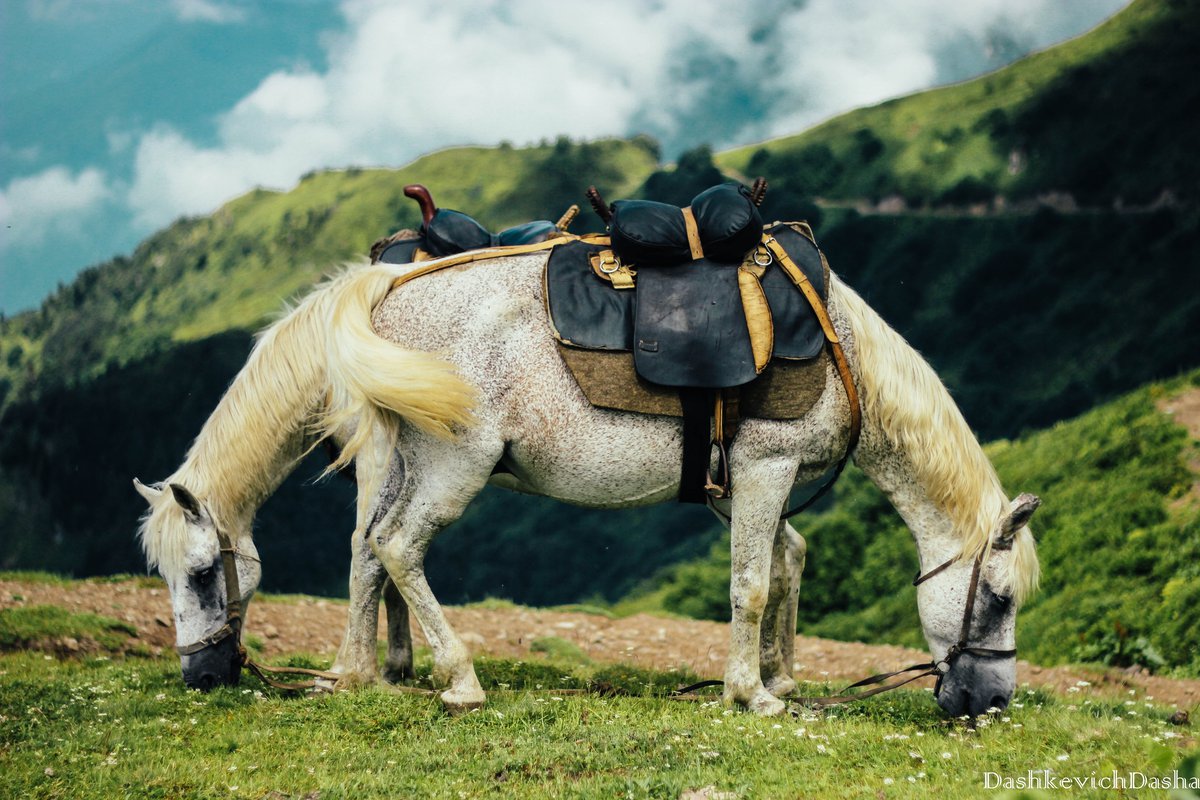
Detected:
left=139, top=263, right=476, bottom=574
left=832, top=278, right=1039, bottom=603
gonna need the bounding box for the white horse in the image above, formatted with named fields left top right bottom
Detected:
left=136, top=246, right=1040, bottom=717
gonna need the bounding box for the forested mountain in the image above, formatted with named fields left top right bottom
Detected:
left=1, top=0, right=1196, bottom=607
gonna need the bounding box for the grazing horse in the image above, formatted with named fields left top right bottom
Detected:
left=136, top=246, right=1039, bottom=717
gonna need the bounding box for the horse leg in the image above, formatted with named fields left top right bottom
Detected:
left=760, top=521, right=805, bottom=698
left=370, top=451, right=494, bottom=712
left=330, top=518, right=389, bottom=687
left=725, top=460, right=795, bottom=716
left=381, top=579, right=414, bottom=682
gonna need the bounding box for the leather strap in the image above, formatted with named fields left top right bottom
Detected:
left=390, top=234, right=612, bottom=291
left=681, top=206, right=704, bottom=260
left=764, top=236, right=861, bottom=519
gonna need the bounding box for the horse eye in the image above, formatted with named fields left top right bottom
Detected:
left=193, top=567, right=216, bottom=585
left=993, top=594, right=1012, bottom=610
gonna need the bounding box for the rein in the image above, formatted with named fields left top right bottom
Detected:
left=673, top=548, right=1016, bottom=709
left=176, top=522, right=342, bottom=692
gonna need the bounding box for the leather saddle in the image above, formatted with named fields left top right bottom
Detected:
left=547, top=183, right=827, bottom=387
left=545, top=182, right=832, bottom=502
left=372, top=184, right=566, bottom=264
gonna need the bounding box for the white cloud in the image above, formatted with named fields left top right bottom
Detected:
left=170, top=0, right=246, bottom=24
left=124, top=0, right=1129, bottom=229
left=0, top=166, right=111, bottom=249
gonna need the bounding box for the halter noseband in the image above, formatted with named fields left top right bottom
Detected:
left=174, top=518, right=341, bottom=690
left=175, top=522, right=247, bottom=656
left=910, top=547, right=1017, bottom=696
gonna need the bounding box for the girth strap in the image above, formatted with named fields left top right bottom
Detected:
left=763, top=236, right=861, bottom=519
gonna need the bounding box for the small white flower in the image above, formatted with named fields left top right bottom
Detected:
left=1056, top=754, right=1069, bottom=762
left=941, top=752, right=953, bottom=760
left=883, top=778, right=894, bottom=786
left=816, top=744, right=827, bottom=754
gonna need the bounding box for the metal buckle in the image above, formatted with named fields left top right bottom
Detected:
left=598, top=254, right=622, bottom=274
left=753, top=245, right=773, bottom=267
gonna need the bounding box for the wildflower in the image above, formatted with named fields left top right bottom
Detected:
left=883, top=778, right=894, bottom=786
left=1056, top=754, right=1069, bottom=762
left=941, top=752, right=953, bottom=760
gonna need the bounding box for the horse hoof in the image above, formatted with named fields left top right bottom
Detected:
left=764, top=676, right=797, bottom=698
left=382, top=664, right=415, bottom=685
left=441, top=689, right=486, bottom=715
left=332, top=672, right=371, bottom=691
left=747, top=690, right=787, bottom=717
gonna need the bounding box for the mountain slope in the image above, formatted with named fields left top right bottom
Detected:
left=720, top=0, right=1199, bottom=208
left=2, top=0, right=1199, bottom=606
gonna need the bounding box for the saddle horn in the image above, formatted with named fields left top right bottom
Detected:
left=403, top=184, right=438, bottom=226
left=750, top=177, right=768, bottom=207
left=586, top=186, right=613, bottom=224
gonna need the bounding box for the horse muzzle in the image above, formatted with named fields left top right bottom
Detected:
left=934, top=651, right=1015, bottom=717
left=180, top=634, right=243, bottom=691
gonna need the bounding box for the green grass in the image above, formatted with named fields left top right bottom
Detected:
left=0, top=652, right=1195, bottom=799
left=0, top=606, right=138, bottom=653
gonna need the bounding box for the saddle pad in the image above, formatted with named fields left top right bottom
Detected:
left=557, top=345, right=830, bottom=420
left=545, top=223, right=829, bottom=358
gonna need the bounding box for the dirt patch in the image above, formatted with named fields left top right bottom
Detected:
left=3, top=577, right=1198, bottom=712
left=1159, top=386, right=1200, bottom=509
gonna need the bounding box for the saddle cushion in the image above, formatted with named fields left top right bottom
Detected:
left=423, top=210, right=558, bottom=258
left=375, top=236, right=423, bottom=264
left=609, top=183, right=763, bottom=266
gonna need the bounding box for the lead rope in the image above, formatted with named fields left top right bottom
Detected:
left=671, top=549, right=1016, bottom=708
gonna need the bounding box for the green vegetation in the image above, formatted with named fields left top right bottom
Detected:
left=0, top=649, right=1195, bottom=799
left=720, top=0, right=1200, bottom=208
left=0, top=606, right=137, bottom=653
left=651, top=372, right=1200, bottom=674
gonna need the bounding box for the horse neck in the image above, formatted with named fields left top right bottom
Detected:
left=172, top=311, right=327, bottom=524
left=834, top=276, right=1007, bottom=567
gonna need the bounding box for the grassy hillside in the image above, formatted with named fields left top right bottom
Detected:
left=1, top=631, right=1196, bottom=798
left=720, top=0, right=1199, bottom=208
left=647, top=371, right=1200, bottom=675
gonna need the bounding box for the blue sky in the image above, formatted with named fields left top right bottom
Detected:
left=0, top=0, right=1128, bottom=313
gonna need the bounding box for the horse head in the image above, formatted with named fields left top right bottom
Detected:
left=915, top=494, right=1040, bottom=717
left=134, top=478, right=261, bottom=691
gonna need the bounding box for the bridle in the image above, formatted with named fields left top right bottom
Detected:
left=175, top=520, right=341, bottom=691
left=673, top=545, right=1016, bottom=708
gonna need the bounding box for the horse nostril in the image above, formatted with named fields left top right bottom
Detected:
left=195, top=672, right=218, bottom=692
left=989, top=695, right=1009, bottom=712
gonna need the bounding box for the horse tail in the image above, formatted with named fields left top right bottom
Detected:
left=318, top=264, right=476, bottom=473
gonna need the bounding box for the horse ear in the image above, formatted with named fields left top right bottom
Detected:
left=168, top=483, right=210, bottom=526
left=133, top=478, right=164, bottom=504
left=996, top=493, right=1040, bottom=545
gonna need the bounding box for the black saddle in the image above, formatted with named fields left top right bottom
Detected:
left=373, top=184, right=561, bottom=264
left=548, top=183, right=825, bottom=388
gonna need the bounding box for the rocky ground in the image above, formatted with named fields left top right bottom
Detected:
left=2, top=576, right=1196, bottom=713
